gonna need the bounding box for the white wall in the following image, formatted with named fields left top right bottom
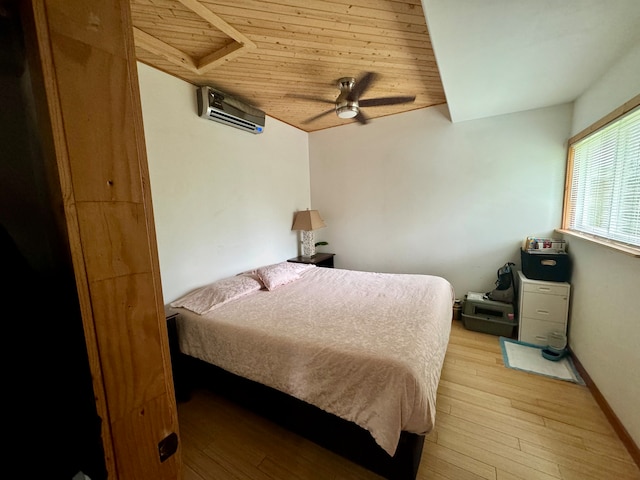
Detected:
left=563, top=40, right=640, bottom=446
left=309, top=103, right=573, bottom=299
left=572, top=42, right=640, bottom=134
left=137, top=63, right=310, bottom=302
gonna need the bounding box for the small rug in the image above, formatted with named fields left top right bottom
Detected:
left=499, top=337, right=585, bottom=385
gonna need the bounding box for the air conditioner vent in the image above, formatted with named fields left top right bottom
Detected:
left=196, top=86, right=265, bottom=134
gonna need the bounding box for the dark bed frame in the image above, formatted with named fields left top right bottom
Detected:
left=168, top=317, right=425, bottom=480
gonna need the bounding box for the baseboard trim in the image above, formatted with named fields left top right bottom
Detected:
left=570, top=349, right=640, bottom=468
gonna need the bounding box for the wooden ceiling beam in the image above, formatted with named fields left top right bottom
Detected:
left=197, top=41, right=247, bottom=71
left=133, top=0, right=256, bottom=76
left=133, top=27, right=199, bottom=73
left=176, top=0, right=255, bottom=48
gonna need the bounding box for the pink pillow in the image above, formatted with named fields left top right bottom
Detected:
left=170, top=275, right=262, bottom=314
left=236, top=269, right=266, bottom=289
left=256, top=262, right=315, bottom=291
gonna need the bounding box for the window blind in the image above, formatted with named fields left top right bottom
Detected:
left=566, top=106, right=640, bottom=247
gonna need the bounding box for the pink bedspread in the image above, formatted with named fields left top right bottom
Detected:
left=175, top=267, right=454, bottom=455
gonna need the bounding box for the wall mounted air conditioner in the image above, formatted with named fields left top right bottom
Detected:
left=196, top=86, right=265, bottom=134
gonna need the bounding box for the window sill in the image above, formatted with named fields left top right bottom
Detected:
left=555, top=229, right=640, bottom=258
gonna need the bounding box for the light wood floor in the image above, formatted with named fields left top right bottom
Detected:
left=177, top=320, right=640, bottom=480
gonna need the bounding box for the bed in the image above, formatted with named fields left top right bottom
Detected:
left=169, top=262, right=454, bottom=479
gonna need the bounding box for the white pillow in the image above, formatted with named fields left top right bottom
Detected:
left=256, top=262, right=315, bottom=291
left=170, top=275, right=262, bottom=314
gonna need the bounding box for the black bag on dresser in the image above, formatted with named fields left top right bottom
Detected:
left=487, top=262, right=516, bottom=304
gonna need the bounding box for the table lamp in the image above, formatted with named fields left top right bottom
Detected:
left=292, top=209, right=326, bottom=258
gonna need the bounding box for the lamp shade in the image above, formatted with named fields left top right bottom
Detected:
left=292, top=209, right=326, bottom=231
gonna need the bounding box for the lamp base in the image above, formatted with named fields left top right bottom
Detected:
left=301, top=230, right=316, bottom=258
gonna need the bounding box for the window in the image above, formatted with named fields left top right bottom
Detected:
left=562, top=101, right=640, bottom=252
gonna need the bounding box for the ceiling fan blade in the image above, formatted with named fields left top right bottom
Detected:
left=347, top=71, right=377, bottom=101
left=301, top=108, right=335, bottom=124
left=359, top=95, right=416, bottom=107
left=285, top=94, right=335, bottom=105
left=355, top=110, right=369, bottom=125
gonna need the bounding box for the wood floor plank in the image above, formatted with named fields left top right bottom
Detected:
left=450, top=361, right=580, bottom=405
left=520, top=439, right=640, bottom=479
left=556, top=464, right=609, bottom=480
left=178, top=417, right=217, bottom=452
left=183, top=463, right=207, bottom=480
left=511, top=399, right=615, bottom=436
left=436, top=428, right=562, bottom=478
left=201, top=427, right=270, bottom=472
left=535, top=396, right=605, bottom=420
left=435, top=398, right=451, bottom=414
left=444, top=343, right=504, bottom=366
left=437, top=378, right=513, bottom=407
left=440, top=358, right=479, bottom=376
left=442, top=388, right=546, bottom=426
left=418, top=450, right=491, bottom=480
left=434, top=411, right=521, bottom=449
left=257, top=455, right=335, bottom=480
left=201, top=445, right=274, bottom=480
left=446, top=394, right=588, bottom=450
left=495, top=469, right=526, bottom=480
left=543, top=416, right=620, bottom=444
left=577, top=425, right=638, bottom=463
left=447, top=331, right=502, bottom=348
left=474, top=366, right=594, bottom=405
left=421, top=441, right=496, bottom=480
left=442, top=364, right=583, bottom=412
left=182, top=443, right=246, bottom=480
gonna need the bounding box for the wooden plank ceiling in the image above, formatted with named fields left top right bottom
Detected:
left=130, top=0, right=446, bottom=132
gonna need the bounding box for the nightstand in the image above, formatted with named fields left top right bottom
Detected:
left=287, top=252, right=335, bottom=268
left=165, top=306, right=190, bottom=402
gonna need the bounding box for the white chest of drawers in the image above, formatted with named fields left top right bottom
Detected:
left=517, top=270, right=570, bottom=346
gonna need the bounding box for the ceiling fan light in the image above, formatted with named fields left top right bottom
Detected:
left=337, top=105, right=358, bottom=119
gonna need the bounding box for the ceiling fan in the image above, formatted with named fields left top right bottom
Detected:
left=291, top=72, right=416, bottom=125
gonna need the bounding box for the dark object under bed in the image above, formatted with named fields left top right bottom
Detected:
left=176, top=353, right=425, bottom=480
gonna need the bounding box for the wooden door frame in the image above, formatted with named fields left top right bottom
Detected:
left=22, top=1, right=181, bottom=478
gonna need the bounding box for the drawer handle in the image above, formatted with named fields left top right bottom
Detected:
left=538, top=287, right=551, bottom=292
left=535, top=335, right=547, bottom=342
left=536, top=310, right=549, bottom=315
